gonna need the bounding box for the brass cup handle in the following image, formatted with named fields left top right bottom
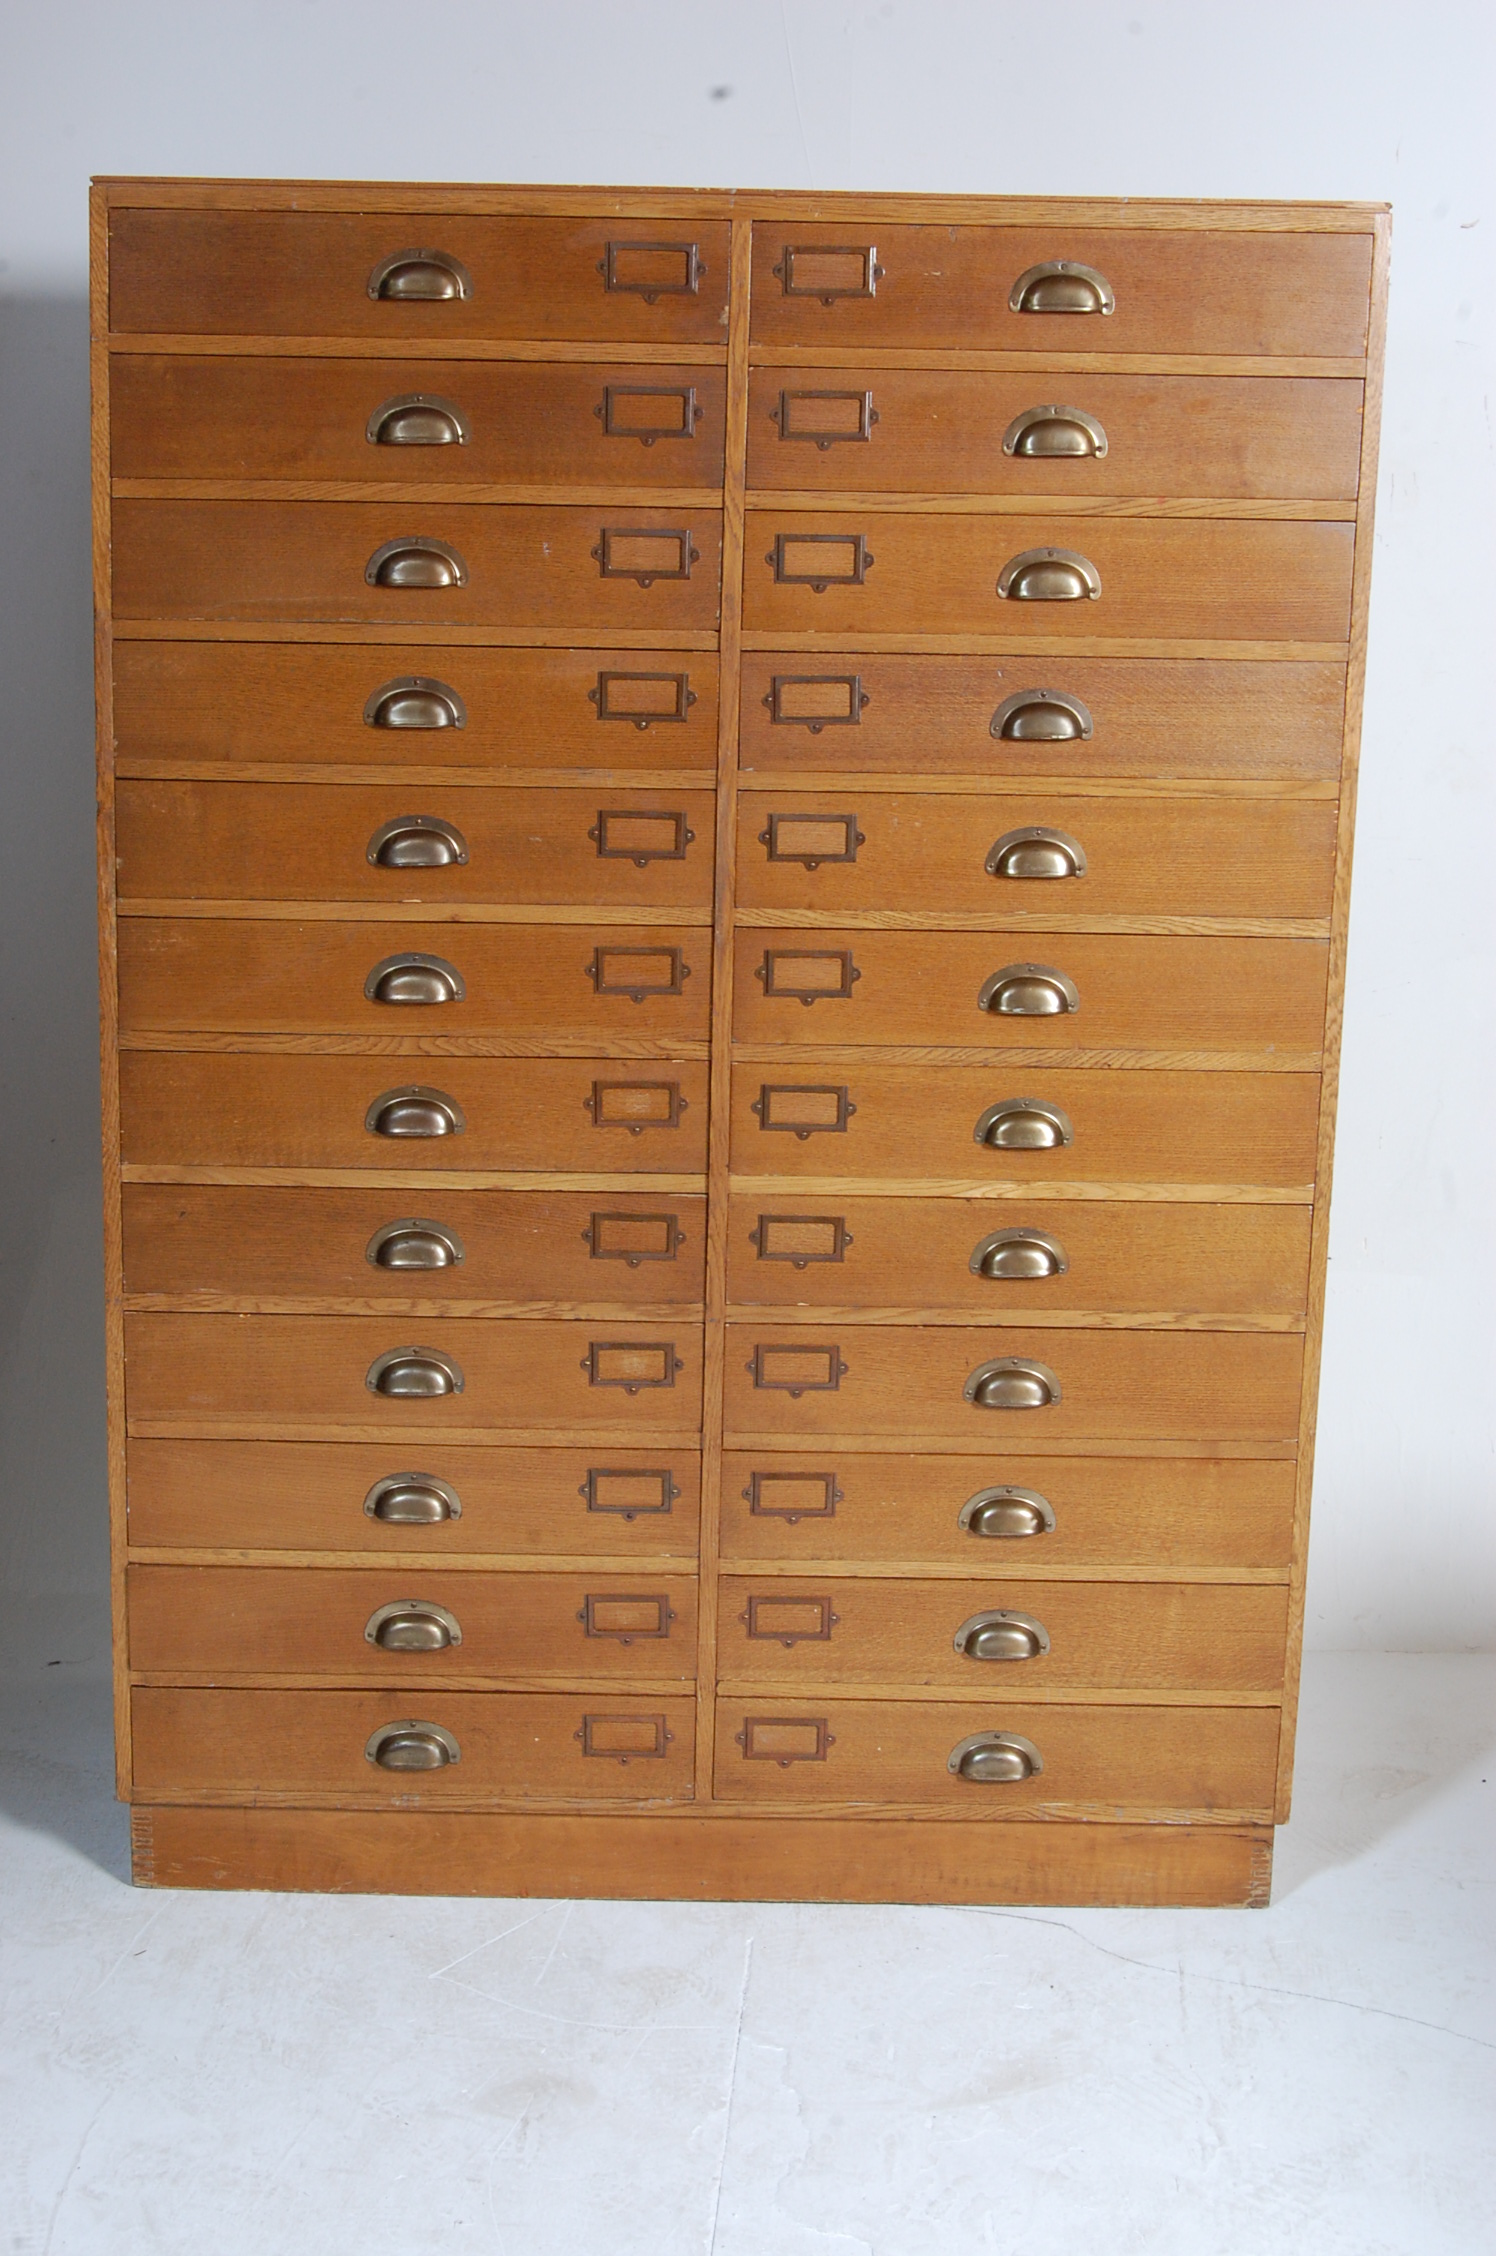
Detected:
left=969, top=1227, right=1068, bottom=1280
left=364, top=1472, right=463, bottom=1523
left=367, top=815, right=469, bottom=868
left=958, top=1486, right=1057, bottom=1539
left=973, top=1096, right=1073, bottom=1150
left=948, top=1731, right=1044, bottom=1781
left=978, top=963, right=1079, bottom=1017
left=366, top=1346, right=465, bottom=1398
left=363, top=676, right=467, bottom=730
left=365, top=537, right=468, bottom=589
left=963, top=1357, right=1061, bottom=1410
left=366, top=248, right=473, bottom=301
left=998, top=548, right=1101, bottom=602
left=364, top=953, right=465, bottom=1005
left=365, top=1218, right=466, bottom=1270
left=366, top=393, right=471, bottom=446
left=952, top=1610, right=1051, bottom=1661
left=1002, top=404, right=1108, bottom=458
left=364, top=1599, right=463, bottom=1651
left=989, top=687, right=1093, bottom=743
left=364, top=1719, right=462, bottom=1769
left=1008, top=260, right=1115, bottom=315
left=365, top=1086, right=466, bottom=1138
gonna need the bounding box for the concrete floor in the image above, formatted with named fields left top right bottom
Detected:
left=2, top=1652, right=1491, bottom=2255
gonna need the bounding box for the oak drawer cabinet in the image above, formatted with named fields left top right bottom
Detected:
left=93, top=179, right=1387, bottom=1907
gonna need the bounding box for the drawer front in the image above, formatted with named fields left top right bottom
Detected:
left=124, top=1313, right=705, bottom=1435
left=747, top=370, right=1362, bottom=500
left=715, top=1697, right=1278, bottom=1816
left=114, top=641, right=719, bottom=775
left=748, top=224, right=1372, bottom=357
left=132, top=1686, right=698, bottom=1804
left=113, top=357, right=728, bottom=486
left=719, top=1576, right=1287, bottom=1692
left=732, top=931, right=1327, bottom=1057
left=719, top=1452, right=1294, bottom=1572
left=123, top=1185, right=708, bottom=1307
left=119, top=920, right=711, bottom=1041
left=723, top=1324, right=1302, bottom=1443
left=743, top=512, right=1354, bottom=642
left=128, top=1439, right=703, bottom=1557
left=128, top=1565, right=698, bottom=1680
left=735, top=793, right=1337, bottom=921
left=121, top=1054, right=709, bottom=1174
left=725, top=1197, right=1311, bottom=1322
left=117, top=783, right=716, bottom=911
left=740, top=654, right=1344, bottom=785
left=730, top=1064, right=1319, bottom=1190
left=114, top=502, right=723, bottom=630
left=110, top=209, right=734, bottom=342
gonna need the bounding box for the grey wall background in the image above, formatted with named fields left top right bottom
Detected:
left=1, top=0, right=1491, bottom=1661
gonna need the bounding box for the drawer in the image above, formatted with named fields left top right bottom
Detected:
left=122, top=1185, right=708, bottom=1308
left=121, top=1054, right=709, bottom=1173
left=128, top=1439, right=702, bottom=1558
left=732, top=931, right=1327, bottom=1057
left=742, top=512, right=1354, bottom=643
left=128, top=1564, right=698, bottom=1681
left=746, top=370, right=1363, bottom=500
left=725, top=1197, right=1311, bottom=1323
left=119, top=919, right=711, bottom=1041
left=110, top=208, right=733, bottom=343
left=113, top=641, right=719, bottom=775
left=719, top=1452, right=1294, bottom=1573
left=116, top=782, right=716, bottom=911
left=740, top=653, right=1344, bottom=785
left=132, top=1686, right=698, bottom=1805
left=113, top=502, right=723, bottom=630
left=748, top=223, right=1372, bottom=357
left=722, top=1324, right=1302, bottom=1444
left=124, top=1313, right=705, bottom=1436
left=715, top=1697, right=1278, bottom=1817
left=113, top=357, right=728, bottom=486
left=735, top=793, right=1337, bottom=921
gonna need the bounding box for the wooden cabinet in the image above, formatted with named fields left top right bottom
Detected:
left=94, top=179, right=1386, bottom=1906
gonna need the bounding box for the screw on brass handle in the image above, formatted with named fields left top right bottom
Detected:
left=985, top=826, right=1087, bottom=881
left=978, top=963, right=1079, bottom=1017
left=366, top=393, right=471, bottom=446
left=364, top=1086, right=466, bottom=1139
left=958, top=1486, right=1057, bottom=1539
left=972, top=1097, right=1073, bottom=1150
left=364, top=1719, right=462, bottom=1769
left=1008, top=260, right=1115, bottom=316
left=989, top=687, right=1093, bottom=743
left=364, top=1472, right=462, bottom=1523
left=365, top=1346, right=465, bottom=1398
left=365, top=1219, right=465, bottom=1271
left=363, top=676, right=467, bottom=730
left=963, top=1357, right=1061, bottom=1410
left=366, top=249, right=473, bottom=302
left=364, top=1599, right=463, bottom=1651
left=952, top=1610, right=1051, bottom=1662
left=364, top=537, right=468, bottom=589
left=364, top=953, right=465, bottom=1005
left=366, top=815, right=469, bottom=868
left=948, top=1731, right=1044, bottom=1781
left=997, top=548, right=1101, bottom=602
left=968, top=1227, right=1068, bottom=1281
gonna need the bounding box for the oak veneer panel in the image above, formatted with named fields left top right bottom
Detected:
left=746, top=370, right=1363, bottom=500
left=722, top=1325, right=1302, bottom=1445
left=121, top=1054, right=709, bottom=1174
left=117, top=782, right=716, bottom=912
left=719, top=1452, right=1295, bottom=1572
left=729, top=1064, right=1320, bottom=1191
left=113, top=501, right=723, bottom=630
left=739, top=654, right=1345, bottom=784
left=715, top=1697, right=1279, bottom=1815
left=725, top=1197, right=1311, bottom=1323
left=742, top=512, right=1353, bottom=643
left=113, top=357, right=728, bottom=486
left=123, top=1184, right=707, bottom=1307
left=128, top=1438, right=703, bottom=1557
left=113, top=641, right=720, bottom=775
left=131, top=1687, right=700, bottom=1804
left=748, top=225, right=1373, bottom=357
left=736, top=793, right=1337, bottom=922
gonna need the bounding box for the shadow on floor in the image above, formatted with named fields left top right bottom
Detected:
left=0, top=1664, right=132, bottom=1883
